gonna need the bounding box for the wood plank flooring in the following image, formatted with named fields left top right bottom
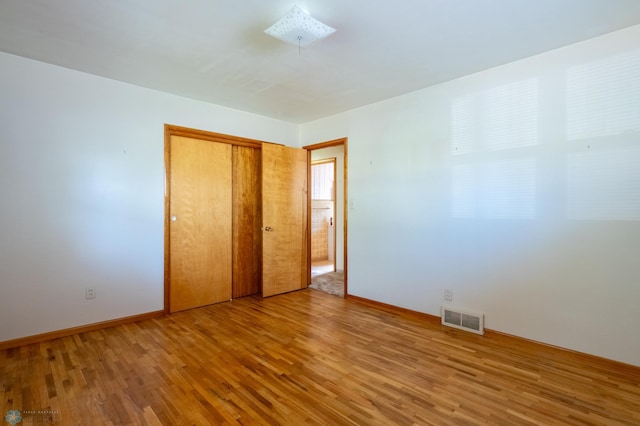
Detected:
left=1, top=289, right=639, bottom=425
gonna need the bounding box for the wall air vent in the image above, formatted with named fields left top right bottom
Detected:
left=441, top=306, right=484, bottom=335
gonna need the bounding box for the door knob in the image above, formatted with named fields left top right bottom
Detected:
left=171, top=216, right=177, bottom=222
left=263, top=226, right=273, bottom=232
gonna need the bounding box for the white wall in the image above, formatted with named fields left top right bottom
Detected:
left=300, top=25, right=640, bottom=366
left=3, top=24, right=640, bottom=367
left=0, top=53, right=298, bottom=342
left=311, top=146, right=345, bottom=272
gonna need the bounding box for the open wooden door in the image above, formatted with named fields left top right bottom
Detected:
left=262, top=143, right=308, bottom=297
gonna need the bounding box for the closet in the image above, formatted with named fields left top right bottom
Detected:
left=164, top=125, right=307, bottom=313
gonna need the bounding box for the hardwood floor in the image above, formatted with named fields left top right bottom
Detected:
left=1, top=289, right=639, bottom=425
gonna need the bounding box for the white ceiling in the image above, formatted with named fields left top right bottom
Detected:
left=2, top=0, right=640, bottom=124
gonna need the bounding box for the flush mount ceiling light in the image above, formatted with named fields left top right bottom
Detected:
left=264, top=5, right=336, bottom=48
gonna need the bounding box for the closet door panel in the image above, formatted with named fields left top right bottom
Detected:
left=169, top=136, right=232, bottom=312
left=232, top=146, right=262, bottom=298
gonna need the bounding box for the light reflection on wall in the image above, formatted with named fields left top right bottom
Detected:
left=452, top=159, right=536, bottom=219
left=567, top=50, right=640, bottom=141
left=567, top=146, right=640, bottom=220
left=452, top=78, right=538, bottom=155
left=566, top=49, right=640, bottom=220
left=451, top=78, right=539, bottom=219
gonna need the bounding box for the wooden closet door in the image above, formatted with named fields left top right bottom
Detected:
left=262, top=143, right=308, bottom=297
left=168, top=136, right=232, bottom=312
left=232, top=146, right=262, bottom=298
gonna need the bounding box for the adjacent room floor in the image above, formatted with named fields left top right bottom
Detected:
left=311, top=260, right=334, bottom=277
left=310, top=260, right=344, bottom=297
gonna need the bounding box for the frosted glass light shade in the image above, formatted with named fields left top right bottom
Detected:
left=264, top=5, right=335, bottom=47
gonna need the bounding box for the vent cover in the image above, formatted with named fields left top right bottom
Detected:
left=441, top=306, right=484, bottom=335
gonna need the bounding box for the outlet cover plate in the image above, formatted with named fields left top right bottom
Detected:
left=86, top=288, right=96, bottom=299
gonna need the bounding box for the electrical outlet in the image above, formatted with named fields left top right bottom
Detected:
left=443, top=288, right=453, bottom=302
left=86, top=288, right=96, bottom=300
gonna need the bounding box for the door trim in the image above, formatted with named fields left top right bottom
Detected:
left=164, top=124, right=275, bottom=314
left=303, top=138, right=348, bottom=296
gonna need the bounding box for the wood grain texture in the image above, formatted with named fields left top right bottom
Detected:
left=164, top=125, right=272, bottom=313
left=343, top=139, right=348, bottom=296
left=262, top=143, right=308, bottom=297
left=0, top=311, right=164, bottom=351
left=165, top=124, right=268, bottom=149
left=1, top=290, right=638, bottom=425
left=169, top=136, right=232, bottom=312
left=232, top=146, right=262, bottom=298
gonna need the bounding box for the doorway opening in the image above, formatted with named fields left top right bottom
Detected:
left=311, top=159, right=336, bottom=277
left=304, top=138, right=347, bottom=298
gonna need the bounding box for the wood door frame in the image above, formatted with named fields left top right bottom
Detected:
left=303, top=138, right=348, bottom=296
left=164, top=124, right=273, bottom=314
